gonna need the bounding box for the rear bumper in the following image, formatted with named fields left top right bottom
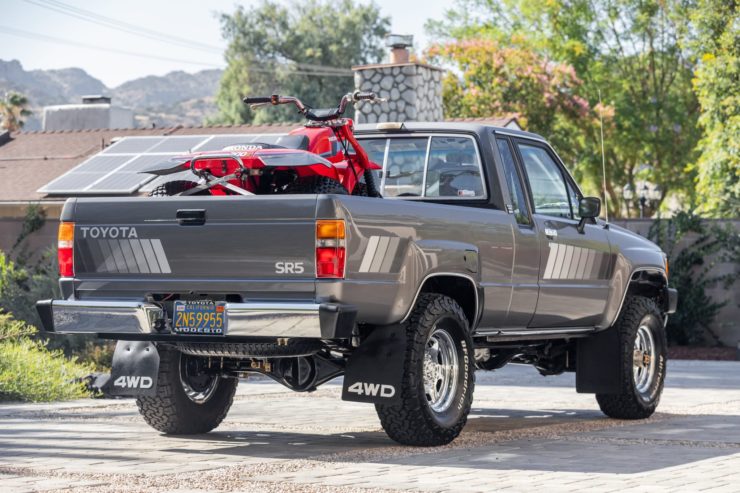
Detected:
left=36, top=299, right=357, bottom=339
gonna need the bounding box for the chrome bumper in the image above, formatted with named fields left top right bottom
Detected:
left=36, top=299, right=356, bottom=339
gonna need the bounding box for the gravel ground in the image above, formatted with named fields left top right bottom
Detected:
left=1, top=360, right=739, bottom=492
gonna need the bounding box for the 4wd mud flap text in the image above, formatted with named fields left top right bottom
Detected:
left=105, top=341, right=160, bottom=397
left=341, top=324, right=406, bottom=404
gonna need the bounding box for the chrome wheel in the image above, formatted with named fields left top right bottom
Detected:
left=179, top=355, right=219, bottom=404
left=423, top=327, right=459, bottom=413
left=633, top=323, right=656, bottom=397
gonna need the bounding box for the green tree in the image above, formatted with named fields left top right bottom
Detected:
left=214, top=0, right=390, bottom=125
left=0, top=91, right=31, bottom=132
left=426, top=37, right=594, bottom=170
left=427, top=0, right=702, bottom=217
left=685, top=0, right=739, bottom=217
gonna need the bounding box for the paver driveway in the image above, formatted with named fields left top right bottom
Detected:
left=1, top=360, right=739, bottom=492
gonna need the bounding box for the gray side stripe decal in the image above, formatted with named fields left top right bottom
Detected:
left=359, top=235, right=401, bottom=273
left=544, top=243, right=609, bottom=280
left=80, top=238, right=171, bottom=274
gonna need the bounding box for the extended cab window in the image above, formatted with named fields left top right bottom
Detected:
left=496, top=138, right=531, bottom=225
left=517, top=143, right=572, bottom=219
left=358, top=135, right=487, bottom=199
left=384, top=138, right=427, bottom=197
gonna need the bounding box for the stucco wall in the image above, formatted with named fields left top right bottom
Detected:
left=612, top=219, right=739, bottom=347
left=43, top=104, right=134, bottom=131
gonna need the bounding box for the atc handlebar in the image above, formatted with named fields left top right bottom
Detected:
left=242, top=91, right=384, bottom=121
left=242, top=96, right=273, bottom=105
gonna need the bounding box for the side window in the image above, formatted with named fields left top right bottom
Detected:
left=383, top=138, right=427, bottom=197
left=517, top=143, right=572, bottom=219
left=359, top=138, right=387, bottom=187
left=425, top=136, right=485, bottom=198
left=566, top=179, right=581, bottom=220
left=496, top=138, right=531, bottom=225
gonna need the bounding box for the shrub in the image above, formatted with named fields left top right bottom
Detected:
left=0, top=313, right=93, bottom=402
left=648, top=212, right=740, bottom=345
left=0, top=249, right=58, bottom=330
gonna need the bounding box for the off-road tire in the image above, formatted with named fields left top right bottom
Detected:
left=375, top=294, right=475, bottom=446
left=284, top=176, right=347, bottom=194
left=352, top=183, right=369, bottom=196
left=596, top=295, right=667, bottom=419
left=136, top=346, right=237, bottom=434
left=148, top=180, right=204, bottom=197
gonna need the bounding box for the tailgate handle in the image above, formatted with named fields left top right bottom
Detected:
left=176, top=209, right=206, bottom=226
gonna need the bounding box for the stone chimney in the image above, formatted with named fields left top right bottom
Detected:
left=353, top=35, right=444, bottom=123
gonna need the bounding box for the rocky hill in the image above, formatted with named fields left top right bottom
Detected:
left=0, top=59, right=221, bottom=130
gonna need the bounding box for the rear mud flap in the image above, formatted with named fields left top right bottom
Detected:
left=341, top=324, right=406, bottom=404
left=103, top=341, right=160, bottom=397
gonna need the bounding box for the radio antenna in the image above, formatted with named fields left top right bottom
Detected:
left=598, top=89, right=609, bottom=226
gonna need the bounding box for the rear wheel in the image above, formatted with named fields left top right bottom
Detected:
left=148, top=180, right=204, bottom=197
left=596, top=296, right=667, bottom=419
left=375, top=294, right=475, bottom=446
left=284, top=176, right=347, bottom=194
left=136, top=346, right=237, bottom=434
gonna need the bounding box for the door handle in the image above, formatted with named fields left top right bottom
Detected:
left=544, top=228, right=558, bottom=239
left=176, top=209, right=206, bottom=226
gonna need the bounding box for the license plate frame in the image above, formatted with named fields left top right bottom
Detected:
left=173, top=300, right=226, bottom=335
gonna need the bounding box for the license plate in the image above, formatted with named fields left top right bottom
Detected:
left=173, top=300, right=226, bottom=335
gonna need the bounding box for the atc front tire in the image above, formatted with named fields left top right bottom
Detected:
left=596, top=295, right=667, bottom=419
left=136, top=346, right=237, bottom=434
left=148, top=180, right=205, bottom=197
left=375, top=294, right=475, bottom=446
left=284, top=176, right=347, bottom=194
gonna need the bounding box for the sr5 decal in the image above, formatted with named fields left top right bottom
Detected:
left=275, top=261, right=305, bottom=274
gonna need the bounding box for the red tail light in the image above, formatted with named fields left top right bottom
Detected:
left=58, top=222, right=74, bottom=277
left=316, top=220, right=345, bottom=279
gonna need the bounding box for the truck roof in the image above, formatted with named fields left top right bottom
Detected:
left=354, top=121, right=546, bottom=142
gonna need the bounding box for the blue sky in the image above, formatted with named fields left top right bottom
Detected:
left=1, top=0, right=451, bottom=87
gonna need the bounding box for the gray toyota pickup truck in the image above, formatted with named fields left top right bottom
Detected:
left=37, top=122, right=677, bottom=446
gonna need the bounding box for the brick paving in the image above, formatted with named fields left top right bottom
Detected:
left=0, top=360, right=738, bottom=492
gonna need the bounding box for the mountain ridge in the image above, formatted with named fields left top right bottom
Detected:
left=0, top=59, right=222, bottom=130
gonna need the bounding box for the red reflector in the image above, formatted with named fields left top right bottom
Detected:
left=58, top=247, right=74, bottom=277
left=316, top=247, right=345, bottom=278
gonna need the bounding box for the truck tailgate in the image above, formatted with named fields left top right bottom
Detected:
left=67, top=196, right=318, bottom=298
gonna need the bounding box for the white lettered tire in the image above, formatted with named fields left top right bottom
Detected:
left=375, top=294, right=475, bottom=446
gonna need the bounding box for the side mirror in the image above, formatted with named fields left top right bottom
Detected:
left=577, top=197, right=601, bottom=234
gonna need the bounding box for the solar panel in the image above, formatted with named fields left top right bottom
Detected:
left=101, top=137, right=165, bottom=154
left=38, top=133, right=287, bottom=195
left=121, top=154, right=179, bottom=172
left=86, top=173, right=155, bottom=193
left=146, top=136, right=210, bottom=154
left=72, top=155, right=135, bottom=173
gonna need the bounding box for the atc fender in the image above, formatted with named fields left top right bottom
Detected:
left=104, top=341, right=160, bottom=397
left=341, top=324, right=406, bottom=404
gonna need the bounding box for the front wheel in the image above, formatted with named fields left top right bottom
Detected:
left=136, top=346, right=238, bottom=434
left=283, top=176, right=347, bottom=194
left=375, top=294, right=475, bottom=446
left=596, top=295, right=667, bottom=419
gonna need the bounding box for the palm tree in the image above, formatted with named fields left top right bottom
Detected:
left=0, top=92, right=32, bottom=132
